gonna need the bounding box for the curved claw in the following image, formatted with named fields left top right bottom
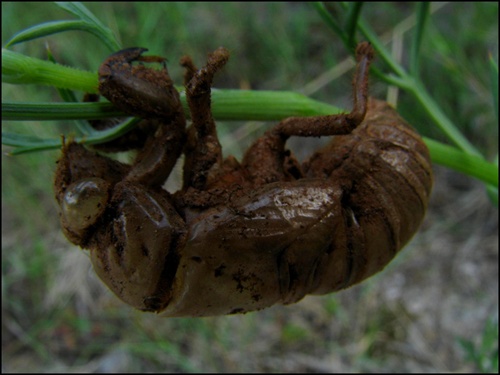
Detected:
left=98, top=47, right=180, bottom=119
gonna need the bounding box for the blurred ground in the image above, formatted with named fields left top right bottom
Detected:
left=2, top=2, right=498, bottom=373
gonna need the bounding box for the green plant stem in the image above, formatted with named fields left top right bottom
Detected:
left=2, top=49, right=97, bottom=93
left=208, top=89, right=341, bottom=120
left=313, top=2, right=348, bottom=45
left=409, top=2, right=430, bottom=77
left=424, top=137, right=498, bottom=187
left=2, top=91, right=341, bottom=122
left=2, top=102, right=121, bottom=120
left=345, top=2, right=364, bottom=49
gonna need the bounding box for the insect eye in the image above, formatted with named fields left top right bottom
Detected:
left=62, top=178, right=111, bottom=231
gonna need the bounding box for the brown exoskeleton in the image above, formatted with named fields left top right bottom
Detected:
left=54, top=43, right=433, bottom=317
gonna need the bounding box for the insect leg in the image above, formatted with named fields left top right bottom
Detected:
left=96, top=48, right=187, bottom=188
left=125, top=117, right=186, bottom=188
left=182, top=47, right=230, bottom=190
left=274, top=42, right=374, bottom=138
left=179, top=55, right=198, bottom=86
left=242, top=42, right=375, bottom=185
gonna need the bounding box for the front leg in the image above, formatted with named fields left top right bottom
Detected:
left=98, top=48, right=187, bottom=188
left=56, top=46, right=193, bottom=312
left=90, top=181, right=187, bottom=312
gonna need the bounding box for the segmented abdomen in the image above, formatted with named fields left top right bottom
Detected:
left=306, top=98, right=433, bottom=295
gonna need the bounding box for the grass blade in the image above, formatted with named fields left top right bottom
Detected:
left=2, top=117, right=142, bottom=155
left=2, top=102, right=120, bottom=121
left=409, top=2, right=430, bottom=77
left=345, top=2, right=364, bottom=49
left=312, top=2, right=347, bottom=44
left=4, top=20, right=88, bottom=47
left=55, top=2, right=121, bottom=51
left=425, top=137, right=498, bottom=189
left=3, top=3, right=120, bottom=52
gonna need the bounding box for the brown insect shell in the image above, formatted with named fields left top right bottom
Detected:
left=55, top=44, right=433, bottom=317
left=161, top=101, right=432, bottom=317
left=162, top=180, right=344, bottom=316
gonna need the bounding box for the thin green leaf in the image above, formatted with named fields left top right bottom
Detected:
left=3, top=3, right=120, bottom=51
left=54, top=86, right=80, bottom=103
left=2, top=102, right=121, bottom=121
left=312, top=2, right=348, bottom=45
left=413, top=81, right=481, bottom=156
left=46, top=46, right=95, bottom=135
left=56, top=2, right=104, bottom=24
left=2, top=117, right=141, bottom=155
left=345, top=2, right=364, bottom=50
left=74, top=116, right=142, bottom=145
left=2, top=132, right=66, bottom=153
left=409, top=2, right=430, bottom=77
left=4, top=20, right=88, bottom=48
left=55, top=2, right=121, bottom=51
left=425, top=137, right=498, bottom=189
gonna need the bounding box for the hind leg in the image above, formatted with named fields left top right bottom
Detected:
left=241, top=42, right=374, bottom=185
